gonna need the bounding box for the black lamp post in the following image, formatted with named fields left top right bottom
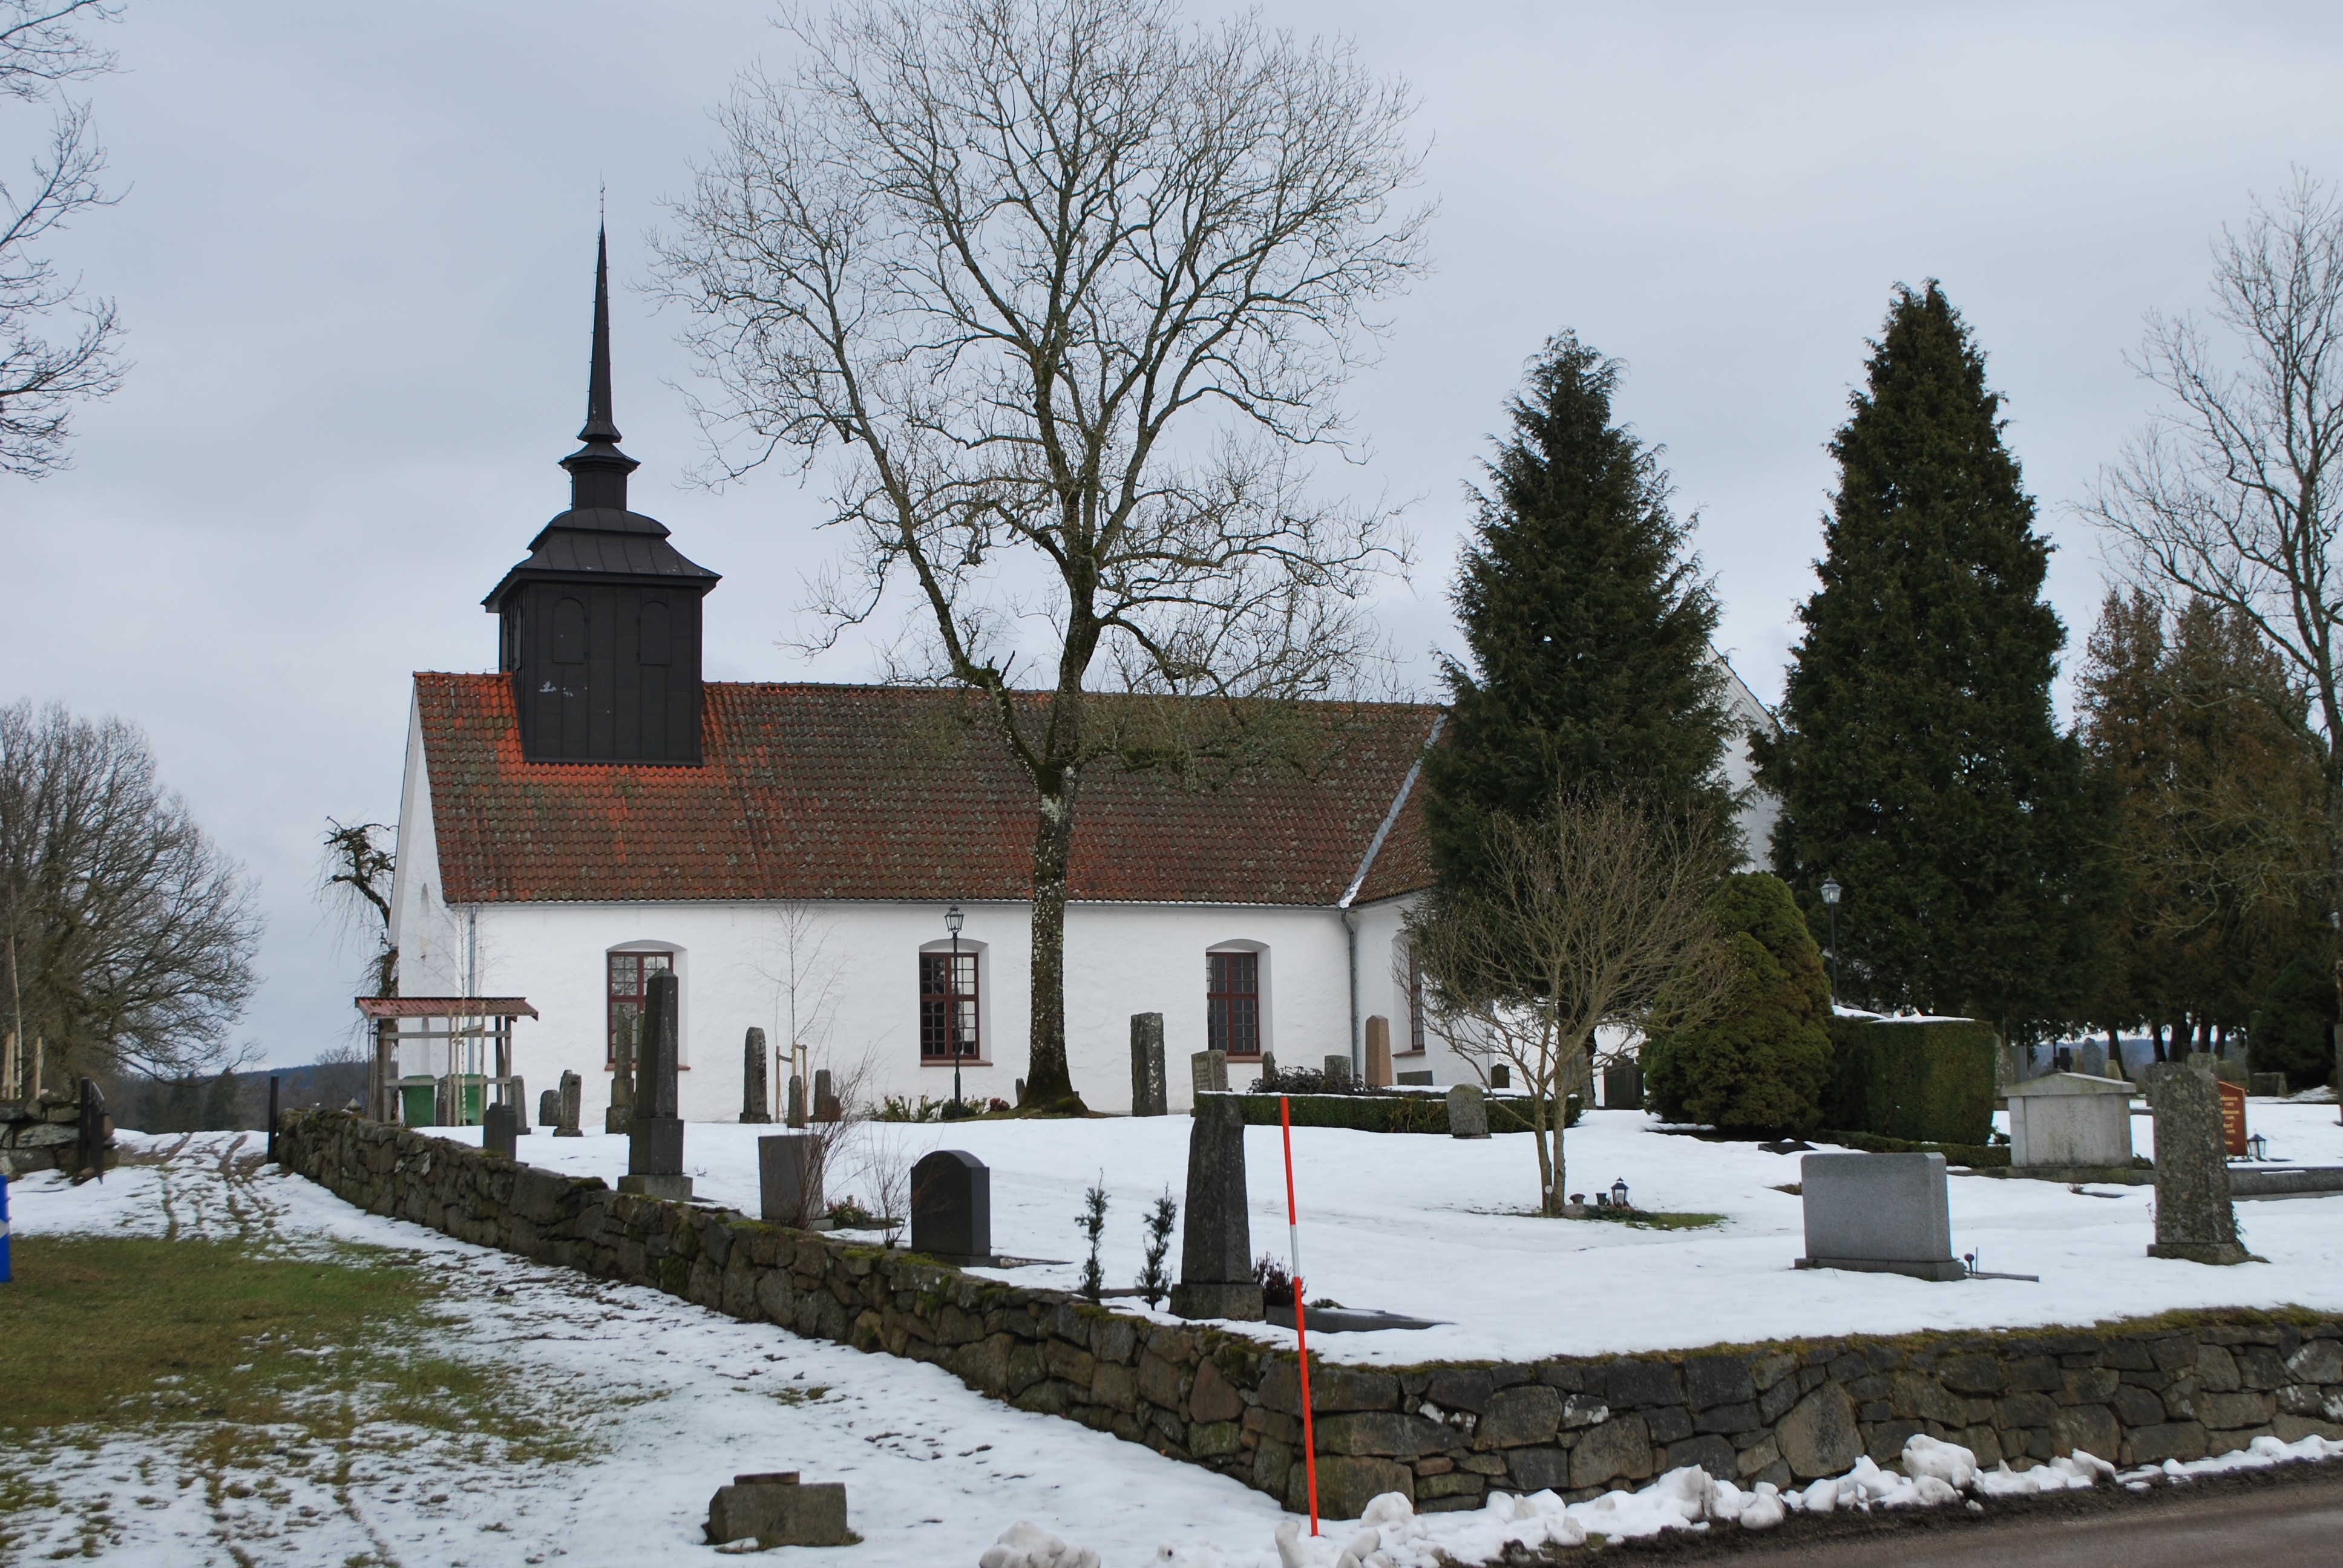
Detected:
left=946, top=902, right=965, bottom=1113
left=1820, top=876, right=1842, bottom=1008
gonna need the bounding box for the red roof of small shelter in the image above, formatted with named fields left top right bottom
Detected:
left=355, top=996, right=539, bottom=1018
left=414, top=674, right=1439, bottom=907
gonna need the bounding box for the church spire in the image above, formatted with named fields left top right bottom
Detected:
left=560, top=224, right=638, bottom=512
left=580, top=224, right=620, bottom=443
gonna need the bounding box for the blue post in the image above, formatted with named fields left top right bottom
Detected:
left=1, top=1173, right=11, bottom=1284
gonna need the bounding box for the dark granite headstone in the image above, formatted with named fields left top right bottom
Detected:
left=742, top=1027, right=772, bottom=1123
left=1323, top=1055, right=1352, bottom=1088
left=539, top=1088, right=560, bottom=1128
left=1130, top=1013, right=1167, bottom=1117
left=621, top=973, right=692, bottom=1201
left=1171, top=1096, right=1263, bottom=1320
left=1490, top=1064, right=1510, bottom=1090
left=1602, top=1061, right=1642, bottom=1110
left=758, top=1133, right=825, bottom=1228
left=606, top=1012, right=637, bottom=1134
left=909, top=1149, right=991, bottom=1264
left=1447, top=1082, right=1489, bottom=1139
left=2147, top=1060, right=2247, bottom=1264
left=786, top=1073, right=807, bottom=1129
left=555, top=1069, right=583, bottom=1137
left=2074, top=1040, right=2106, bottom=1079
left=483, top=1102, right=519, bottom=1160
left=813, top=1068, right=840, bottom=1123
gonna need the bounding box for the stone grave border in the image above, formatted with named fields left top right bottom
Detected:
left=278, top=1110, right=2343, bottom=1520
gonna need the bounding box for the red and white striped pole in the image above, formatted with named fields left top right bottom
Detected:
left=1280, top=1094, right=1319, bottom=1535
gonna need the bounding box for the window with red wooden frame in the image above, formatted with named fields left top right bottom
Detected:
left=920, top=951, right=980, bottom=1061
left=608, top=950, right=673, bottom=1067
left=1206, top=950, right=1260, bottom=1057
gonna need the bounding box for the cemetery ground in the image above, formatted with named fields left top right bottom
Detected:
left=6, top=1100, right=2343, bottom=1567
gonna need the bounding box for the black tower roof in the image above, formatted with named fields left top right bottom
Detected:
left=483, top=227, right=718, bottom=608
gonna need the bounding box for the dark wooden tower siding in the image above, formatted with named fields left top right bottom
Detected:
left=483, top=229, right=719, bottom=766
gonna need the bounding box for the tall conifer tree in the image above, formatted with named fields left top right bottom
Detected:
left=1426, top=333, right=1734, bottom=893
left=1757, top=284, right=2111, bottom=1040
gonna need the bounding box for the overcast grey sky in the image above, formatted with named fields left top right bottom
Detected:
left=7, top=2, right=2339, bottom=1068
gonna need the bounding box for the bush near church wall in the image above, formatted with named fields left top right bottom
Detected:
left=278, top=1109, right=2343, bottom=1520
left=1823, top=1017, right=1996, bottom=1147
left=1212, top=1092, right=1582, bottom=1135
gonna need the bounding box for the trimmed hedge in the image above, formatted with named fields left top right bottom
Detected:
left=1209, top=1091, right=1582, bottom=1135
left=1822, top=1016, right=1996, bottom=1146
left=1814, top=1128, right=2010, bottom=1168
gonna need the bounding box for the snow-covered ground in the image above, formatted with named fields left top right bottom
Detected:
left=7, top=1135, right=1291, bottom=1567
left=436, top=1100, right=2343, bottom=1364
left=11, top=1117, right=2342, bottom=1568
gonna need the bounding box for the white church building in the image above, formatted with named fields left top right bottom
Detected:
left=379, top=239, right=1777, bottom=1124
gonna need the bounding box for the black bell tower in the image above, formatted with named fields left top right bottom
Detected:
left=485, top=229, right=719, bottom=765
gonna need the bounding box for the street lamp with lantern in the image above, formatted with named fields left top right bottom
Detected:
left=946, top=902, right=966, bottom=1116
left=1820, top=877, right=1842, bottom=1008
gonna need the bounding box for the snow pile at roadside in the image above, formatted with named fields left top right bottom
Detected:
left=989, top=1430, right=2343, bottom=1568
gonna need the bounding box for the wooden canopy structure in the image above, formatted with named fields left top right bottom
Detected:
left=356, top=996, right=538, bottom=1126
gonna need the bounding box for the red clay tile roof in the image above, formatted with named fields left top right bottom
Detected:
left=417, top=674, right=1439, bottom=907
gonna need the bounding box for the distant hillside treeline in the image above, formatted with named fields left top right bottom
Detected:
left=102, top=1060, right=370, bottom=1134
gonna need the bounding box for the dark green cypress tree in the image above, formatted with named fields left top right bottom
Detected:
left=1755, top=283, right=2112, bottom=1040
left=1425, top=332, right=1735, bottom=890
left=2249, top=953, right=2338, bottom=1091
left=1642, top=872, right=1834, bottom=1132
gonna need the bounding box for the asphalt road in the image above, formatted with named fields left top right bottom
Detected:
left=1641, top=1465, right=2343, bottom=1567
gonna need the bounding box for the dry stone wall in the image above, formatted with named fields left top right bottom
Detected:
left=281, top=1110, right=2343, bottom=1518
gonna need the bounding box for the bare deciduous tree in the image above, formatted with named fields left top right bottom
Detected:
left=2089, top=171, right=2343, bottom=1042
left=0, top=701, right=261, bottom=1088
left=2, top=0, right=126, bottom=479
left=316, top=817, right=396, bottom=999
left=654, top=0, right=1427, bottom=1106
left=1405, top=794, right=1729, bottom=1216
left=751, top=900, right=844, bottom=1112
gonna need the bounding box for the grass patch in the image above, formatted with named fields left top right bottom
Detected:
left=0, top=1234, right=596, bottom=1463
left=1, top=1234, right=435, bottom=1434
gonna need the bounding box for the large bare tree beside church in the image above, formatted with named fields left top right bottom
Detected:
left=0, top=701, right=260, bottom=1088
left=656, top=0, right=1427, bottom=1106
left=2091, top=172, right=2343, bottom=1067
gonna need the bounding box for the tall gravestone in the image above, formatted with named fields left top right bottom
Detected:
left=1447, top=1082, right=1490, bottom=1139
left=742, top=1027, right=772, bottom=1123
left=1190, top=1050, right=1228, bottom=1099
left=606, top=1012, right=637, bottom=1134
left=510, top=1076, right=531, bottom=1134
left=910, top=1149, right=992, bottom=1265
left=786, top=1073, right=807, bottom=1129
left=1363, top=1016, right=1392, bottom=1088
left=759, top=1133, right=824, bottom=1229
left=1130, top=1013, right=1167, bottom=1117
left=1170, top=1097, right=1263, bottom=1320
left=2074, top=1039, right=2107, bottom=1079
left=555, top=1070, right=584, bottom=1137
left=2146, top=1060, right=2248, bottom=1264
left=620, top=972, right=692, bottom=1201
left=813, top=1068, right=839, bottom=1123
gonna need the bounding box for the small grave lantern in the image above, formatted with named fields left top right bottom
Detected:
left=1610, top=1177, right=1630, bottom=1211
